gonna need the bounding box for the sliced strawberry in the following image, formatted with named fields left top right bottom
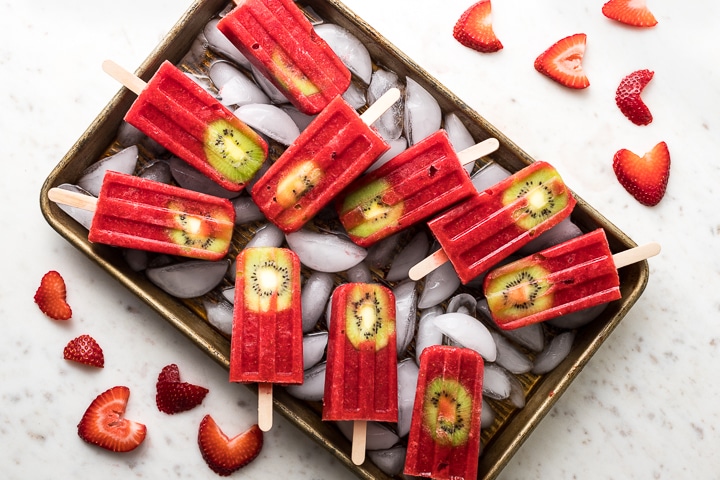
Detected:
left=616, top=69, right=654, bottom=125
left=453, top=0, right=503, bottom=53
left=602, top=0, right=658, bottom=27
left=198, top=415, right=263, bottom=476
left=156, top=364, right=209, bottom=414
left=534, top=33, right=590, bottom=89
left=34, top=270, right=72, bottom=320
left=63, top=334, right=104, bottom=368
left=77, top=386, right=147, bottom=452
left=613, top=141, right=670, bottom=206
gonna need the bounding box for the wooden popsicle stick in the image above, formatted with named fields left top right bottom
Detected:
left=257, top=383, right=273, bottom=432
left=613, top=242, right=661, bottom=269
left=102, top=59, right=147, bottom=95
left=359, top=88, right=400, bottom=126
left=48, top=188, right=99, bottom=212
left=350, top=420, right=367, bottom=465
left=408, top=248, right=449, bottom=281
left=457, top=138, right=500, bottom=166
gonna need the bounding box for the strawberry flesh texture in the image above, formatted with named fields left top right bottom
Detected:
left=613, top=141, right=670, bottom=206
left=77, top=385, right=147, bottom=452
left=63, top=334, right=104, bottom=368
left=534, top=33, right=589, bottom=89
left=602, top=0, right=658, bottom=27
left=34, top=270, right=72, bottom=320
left=156, top=364, right=209, bottom=414
left=616, top=69, right=654, bottom=125
left=198, top=415, right=263, bottom=476
left=453, top=0, right=503, bottom=53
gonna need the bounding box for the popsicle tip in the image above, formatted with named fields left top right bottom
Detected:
left=101, top=59, right=146, bottom=95
left=457, top=137, right=501, bottom=166
left=612, top=240, right=661, bottom=269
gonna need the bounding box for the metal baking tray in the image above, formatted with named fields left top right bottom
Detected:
left=39, top=0, right=650, bottom=478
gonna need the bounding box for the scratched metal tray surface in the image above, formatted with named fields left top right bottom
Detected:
left=39, top=0, right=649, bottom=478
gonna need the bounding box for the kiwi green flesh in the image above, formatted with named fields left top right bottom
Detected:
left=344, top=284, right=394, bottom=350
left=423, top=377, right=473, bottom=447
left=242, top=248, right=294, bottom=313
left=501, top=168, right=570, bottom=231
left=203, top=118, right=265, bottom=184
left=485, top=264, right=553, bottom=321
left=342, top=179, right=404, bottom=238
left=271, top=49, right=320, bottom=96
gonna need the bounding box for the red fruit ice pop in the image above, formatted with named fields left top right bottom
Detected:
left=323, top=283, right=397, bottom=465
left=484, top=228, right=660, bottom=329
left=103, top=60, right=268, bottom=192
left=48, top=170, right=235, bottom=260
left=336, top=129, right=500, bottom=247
left=217, top=0, right=351, bottom=115
left=250, top=89, right=399, bottom=233
left=230, top=247, right=303, bottom=431
left=410, top=161, right=576, bottom=284
left=404, top=345, right=484, bottom=480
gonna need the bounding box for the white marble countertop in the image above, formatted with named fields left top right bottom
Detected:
left=2, top=0, right=718, bottom=478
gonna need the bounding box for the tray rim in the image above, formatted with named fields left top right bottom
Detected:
left=39, top=0, right=650, bottom=478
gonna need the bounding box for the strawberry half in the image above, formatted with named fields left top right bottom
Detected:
left=77, top=386, right=147, bottom=452
left=198, top=415, right=263, bottom=476
left=534, top=33, right=590, bottom=89
left=34, top=270, right=72, bottom=320
left=63, top=334, right=104, bottom=368
left=613, top=141, right=670, bottom=206
left=602, top=0, right=658, bottom=27
left=616, top=69, right=654, bottom=125
left=453, top=0, right=503, bottom=53
left=156, top=363, right=209, bottom=414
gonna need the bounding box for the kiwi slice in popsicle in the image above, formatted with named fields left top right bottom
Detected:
left=344, top=284, right=395, bottom=350
left=502, top=166, right=572, bottom=231
left=167, top=202, right=232, bottom=254
left=203, top=118, right=266, bottom=185
left=423, top=377, right=474, bottom=447
left=341, top=179, right=404, bottom=238
left=274, top=160, right=324, bottom=208
left=485, top=264, right=553, bottom=322
left=242, top=248, right=295, bottom=313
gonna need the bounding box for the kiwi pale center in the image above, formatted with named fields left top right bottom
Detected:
left=502, top=167, right=569, bottom=231
left=167, top=202, right=230, bottom=253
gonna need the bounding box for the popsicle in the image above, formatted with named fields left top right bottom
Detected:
left=404, top=345, right=484, bottom=480
left=251, top=89, right=399, bottom=233
left=336, top=130, right=500, bottom=247
left=484, top=228, right=661, bottom=329
left=103, top=59, right=268, bottom=192
left=409, top=161, right=576, bottom=284
left=47, top=170, right=235, bottom=261
left=216, top=0, right=351, bottom=115
left=230, top=246, right=303, bottom=431
left=323, top=283, right=397, bottom=465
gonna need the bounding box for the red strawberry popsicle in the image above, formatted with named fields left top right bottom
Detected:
left=48, top=171, right=235, bottom=261
left=103, top=60, right=268, bottom=192
left=217, top=0, right=351, bottom=115
left=230, top=247, right=303, bottom=431
left=323, top=283, right=398, bottom=465
left=484, top=228, right=660, bottom=329
left=404, top=345, right=484, bottom=479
